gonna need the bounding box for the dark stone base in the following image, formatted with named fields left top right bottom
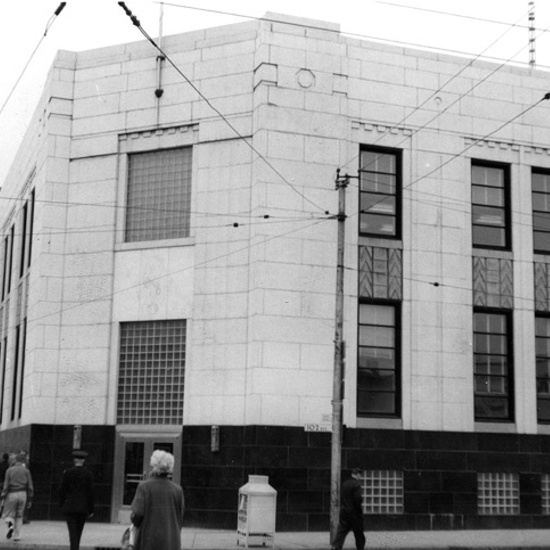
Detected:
left=5, top=424, right=550, bottom=530
left=180, top=425, right=550, bottom=531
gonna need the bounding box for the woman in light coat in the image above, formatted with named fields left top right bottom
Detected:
left=131, top=450, right=184, bottom=550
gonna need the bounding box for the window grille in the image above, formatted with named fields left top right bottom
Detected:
left=359, top=470, right=403, bottom=514
left=477, top=473, right=519, bottom=515
left=117, top=320, right=186, bottom=425
left=125, top=147, right=192, bottom=242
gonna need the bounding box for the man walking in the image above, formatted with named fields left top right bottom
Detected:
left=59, top=450, right=95, bottom=550
left=1, top=452, right=33, bottom=542
left=331, top=468, right=366, bottom=550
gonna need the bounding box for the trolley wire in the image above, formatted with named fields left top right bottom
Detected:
left=0, top=2, right=67, bottom=119
left=117, top=1, right=330, bottom=217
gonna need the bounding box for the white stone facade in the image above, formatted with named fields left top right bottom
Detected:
left=1, top=12, right=550, bottom=438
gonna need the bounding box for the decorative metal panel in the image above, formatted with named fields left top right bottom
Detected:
left=4, top=299, right=9, bottom=334
left=473, top=256, right=513, bottom=309
left=16, top=282, right=22, bottom=323
left=535, top=261, right=550, bottom=312
left=358, top=246, right=402, bottom=300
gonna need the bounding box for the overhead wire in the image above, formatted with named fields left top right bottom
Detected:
left=139, top=0, right=549, bottom=223
left=149, top=0, right=550, bottom=69
left=404, top=93, right=550, bottom=192
left=0, top=3, right=545, bottom=245
left=2, top=1, right=549, bottom=321
left=0, top=2, right=67, bottom=119
left=27, top=216, right=334, bottom=324
left=348, top=90, right=550, bottom=225
left=340, top=6, right=530, bottom=174
left=117, top=1, right=330, bottom=217
left=376, top=0, right=545, bottom=32
left=0, top=2, right=546, bottom=246
left=346, top=12, right=550, bottom=222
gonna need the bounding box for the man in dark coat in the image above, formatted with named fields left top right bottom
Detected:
left=0, top=454, right=10, bottom=487
left=331, top=468, right=366, bottom=550
left=59, top=450, right=95, bottom=550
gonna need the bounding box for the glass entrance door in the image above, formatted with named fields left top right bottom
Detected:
left=112, top=430, right=182, bottom=523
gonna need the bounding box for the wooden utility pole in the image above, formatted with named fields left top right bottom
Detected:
left=330, top=169, right=348, bottom=542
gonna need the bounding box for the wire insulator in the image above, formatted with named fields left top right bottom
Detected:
left=54, top=2, right=66, bottom=16
left=118, top=2, right=132, bottom=16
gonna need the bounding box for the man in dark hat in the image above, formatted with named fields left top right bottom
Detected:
left=331, top=468, right=366, bottom=550
left=59, top=450, right=95, bottom=550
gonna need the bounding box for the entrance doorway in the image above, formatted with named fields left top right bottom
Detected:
left=112, top=428, right=182, bottom=523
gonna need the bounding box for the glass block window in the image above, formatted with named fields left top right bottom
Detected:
left=542, top=474, right=550, bottom=515
left=359, top=147, right=401, bottom=238
left=533, top=169, right=550, bottom=254
left=125, top=147, right=192, bottom=242
left=358, top=470, right=403, bottom=514
left=117, top=320, right=186, bottom=425
left=357, top=302, right=400, bottom=417
left=478, top=473, right=519, bottom=515
left=472, top=161, right=510, bottom=249
left=474, top=310, right=513, bottom=421
left=536, top=315, right=550, bottom=423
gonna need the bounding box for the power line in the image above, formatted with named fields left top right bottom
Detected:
left=0, top=2, right=67, bottom=119
left=377, top=0, right=547, bottom=32
left=347, top=93, right=550, bottom=230
left=340, top=6, right=529, bottom=174
left=117, top=2, right=330, bottom=216
left=347, top=14, right=550, bottom=218
left=0, top=5, right=544, bottom=244
left=1, top=4, right=547, bottom=248
left=405, top=93, right=550, bottom=192
left=148, top=0, right=549, bottom=69
left=26, top=216, right=333, bottom=324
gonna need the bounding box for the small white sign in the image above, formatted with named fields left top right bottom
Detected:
left=304, top=423, right=332, bottom=432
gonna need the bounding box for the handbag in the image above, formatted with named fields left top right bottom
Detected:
left=120, top=525, right=137, bottom=549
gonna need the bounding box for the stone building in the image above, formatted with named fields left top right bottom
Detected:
left=1, top=11, right=550, bottom=530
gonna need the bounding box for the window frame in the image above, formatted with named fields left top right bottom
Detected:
left=471, top=159, right=511, bottom=250
left=532, top=167, right=550, bottom=254
left=473, top=308, right=514, bottom=423
left=359, top=145, right=402, bottom=240
left=357, top=299, right=401, bottom=418
left=535, top=313, right=550, bottom=423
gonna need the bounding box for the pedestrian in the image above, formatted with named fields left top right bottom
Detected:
left=19, top=452, right=31, bottom=525
left=59, top=450, right=95, bottom=550
left=331, top=468, right=366, bottom=550
left=1, top=452, right=33, bottom=542
left=0, top=454, right=10, bottom=487
left=130, top=450, right=184, bottom=550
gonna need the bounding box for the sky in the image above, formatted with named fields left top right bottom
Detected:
left=1, top=0, right=550, bottom=184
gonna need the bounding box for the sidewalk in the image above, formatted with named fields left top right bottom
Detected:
left=0, top=522, right=548, bottom=550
